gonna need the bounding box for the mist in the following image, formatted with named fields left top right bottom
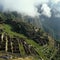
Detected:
left=37, top=1, right=60, bottom=41
left=0, top=0, right=60, bottom=17
left=0, top=0, right=60, bottom=41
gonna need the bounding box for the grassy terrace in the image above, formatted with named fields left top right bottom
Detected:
left=0, top=24, right=57, bottom=60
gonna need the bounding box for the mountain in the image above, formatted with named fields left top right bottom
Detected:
left=0, top=5, right=3, bottom=12
left=36, top=3, right=60, bottom=41
left=0, top=11, right=60, bottom=60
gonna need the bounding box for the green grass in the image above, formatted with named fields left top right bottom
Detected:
left=25, top=38, right=57, bottom=60
left=19, top=43, right=26, bottom=56
left=25, top=39, right=49, bottom=60
left=0, top=24, right=56, bottom=60
left=1, top=24, right=26, bottom=38
left=0, top=24, right=47, bottom=59
left=0, top=24, right=26, bottom=56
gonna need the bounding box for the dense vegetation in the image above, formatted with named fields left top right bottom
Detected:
left=0, top=11, right=49, bottom=46
left=0, top=11, right=60, bottom=60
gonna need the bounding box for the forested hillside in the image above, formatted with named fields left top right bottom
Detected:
left=0, top=11, right=60, bottom=60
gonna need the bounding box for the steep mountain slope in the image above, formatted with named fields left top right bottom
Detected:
left=0, top=23, right=57, bottom=60
left=0, top=12, right=60, bottom=60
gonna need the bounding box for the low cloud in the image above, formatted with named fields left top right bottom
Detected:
left=41, top=4, right=51, bottom=18
left=0, top=0, right=60, bottom=17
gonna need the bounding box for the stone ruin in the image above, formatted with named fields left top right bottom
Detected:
left=0, top=33, right=39, bottom=57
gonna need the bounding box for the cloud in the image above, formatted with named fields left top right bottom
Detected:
left=41, top=4, right=51, bottom=17
left=0, top=0, right=60, bottom=17
left=0, top=0, right=49, bottom=17
left=52, top=0, right=60, bottom=4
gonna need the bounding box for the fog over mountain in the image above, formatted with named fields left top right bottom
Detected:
left=0, top=0, right=60, bottom=17
left=0, top=0, right=60, bottom=41
left=37, top=1, right=60, bottom=41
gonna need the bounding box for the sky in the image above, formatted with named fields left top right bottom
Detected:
left=0, top=0, right=60, bottom=17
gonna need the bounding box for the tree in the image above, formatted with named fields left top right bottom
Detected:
left=0, top=12, right=6, bottom=23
